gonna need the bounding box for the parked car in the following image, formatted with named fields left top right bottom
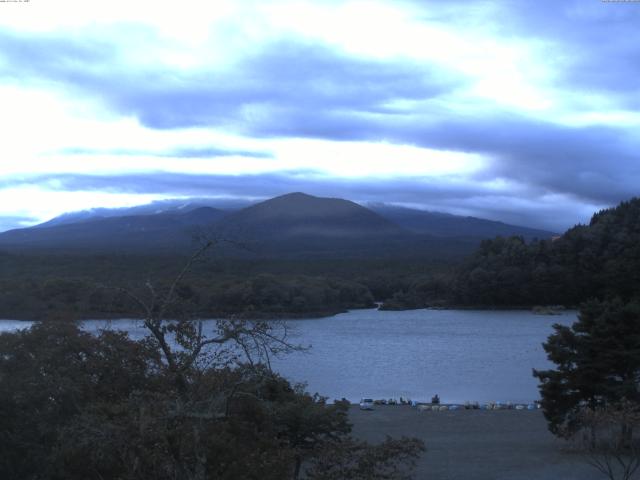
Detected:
left=359, top=398, right=374, bottom=410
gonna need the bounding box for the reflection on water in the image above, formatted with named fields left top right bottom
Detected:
left=0, top=308, right=576, bottom=404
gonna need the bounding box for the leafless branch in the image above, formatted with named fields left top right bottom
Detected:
left=573, top=400, right=640, bottom=480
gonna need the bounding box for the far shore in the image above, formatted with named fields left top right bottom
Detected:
left=380, top=303, right=576, bottom=313
left=0, top=304, right=578, bottom=323
left=349, top=405, right=603, bottom=480
left=0, top=309, right=350, bottom=323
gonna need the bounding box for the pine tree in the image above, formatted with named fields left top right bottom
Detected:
left=534, top=298, right=640, bottom=437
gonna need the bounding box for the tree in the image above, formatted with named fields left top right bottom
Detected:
left=0, top=321, right=157, bottom=479
left=100, top=241, right=309, bottom=479
left=305, top=436, right=425, bottom=480
left=533, top=298, right=640, bottom=437
left=453, top=198, right=640, bottom=308
left=571, top=400, right=640, bottom=480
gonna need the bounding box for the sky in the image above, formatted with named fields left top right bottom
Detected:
left=0, top=0, right=638, bottom=233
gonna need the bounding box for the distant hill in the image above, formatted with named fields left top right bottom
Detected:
left=0, top=207, right=226, bottom=251
left=0, top=193, right=409, bottom=255
left=369, top=204, right=556, bottom=240
left=35, top=198, right=250, bottom=229
left=0, top=192, right=556, bottom=258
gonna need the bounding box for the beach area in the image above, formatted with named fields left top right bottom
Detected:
left=349, top=405, right=606, bottom=480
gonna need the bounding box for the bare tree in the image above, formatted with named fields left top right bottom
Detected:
left=108, top=240, right=304, bottom=480
left=113, top=241, right=300, bottom=379
left=573, top=400, right=640, bottom=480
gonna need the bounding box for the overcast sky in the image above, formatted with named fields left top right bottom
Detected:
left=0, top=0, right=638, bottom=232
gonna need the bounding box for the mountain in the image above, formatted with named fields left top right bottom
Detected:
left=369, top=204, right=556, bottom=240
left=216, top=192, right=404, bottom=240
left=30, top=195, right=556, bottom=241
left=204, top=192, right=425, bottom=258
left=0, top=207, right=226, bottom=251
left=0, top=193, right=408, bottom=254
left=35, top=198, right=251, bottom=229
left=0, top=192, right=555, bottom=257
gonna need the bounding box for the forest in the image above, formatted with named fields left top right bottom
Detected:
left=452, top=197, right=640, bottom=307
left=384, top=197, right=640, bottom=310
left=1, top=197, right=639, bottom=319
left=0, top=252, right=448, bottom=320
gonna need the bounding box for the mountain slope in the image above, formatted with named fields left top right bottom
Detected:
left=35, top=199, right=247, bottom=229
left=0, top=207, right=226, bottom=251
left=370, top=204, right=556, bottom=240
left=0, top=192, right=555, bottom=258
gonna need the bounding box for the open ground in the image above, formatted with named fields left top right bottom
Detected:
left=350, top=405, right=607, bottom=480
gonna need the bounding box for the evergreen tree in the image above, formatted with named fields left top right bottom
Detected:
left=534, top=298, right=640, bottom=437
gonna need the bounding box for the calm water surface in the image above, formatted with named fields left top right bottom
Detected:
left=0, top=309, right=576, bottom=404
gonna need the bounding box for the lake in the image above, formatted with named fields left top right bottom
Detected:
left=0, top=308, right=576, bottom=404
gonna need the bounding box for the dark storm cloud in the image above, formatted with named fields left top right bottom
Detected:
left=4, top=18, right=626, bottom=208
left=0, top=170, right=500, bottom=202
left=399, top=112, right=640, bottom=206
left=2, top=172, right=340, bottom=198
left=115, top=44, right=460, bottom=131
left=244, top=105, right=640, bottom=208
left=0, top=28, right=460, bottom=130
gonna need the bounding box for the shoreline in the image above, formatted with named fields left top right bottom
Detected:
left=0, top=304, right=578, bottom=323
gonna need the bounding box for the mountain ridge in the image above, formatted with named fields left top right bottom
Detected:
left=0, top=193, right=557, bottom=256
left=368, top=204, right=555, bottom=240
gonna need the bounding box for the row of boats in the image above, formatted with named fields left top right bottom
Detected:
left=417, top=401, right=541, bottom=411
left=359, top=398, right=542, bottom=411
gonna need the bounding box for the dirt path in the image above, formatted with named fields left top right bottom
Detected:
left=349, top=405, right=606, bottom=480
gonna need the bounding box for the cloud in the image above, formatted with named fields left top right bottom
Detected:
left=0, top=171, right=603, bottom=232
left=239, top=106, right=640, bottom=209
left=0, top=28, right=460, bottom=130
left=0, top=215, right=40, bottom=233
left=418, top=0, right=640, bottom=100
left=61, top=146, right=273, bottom=159
left=399, top=112, right=640, bottom=206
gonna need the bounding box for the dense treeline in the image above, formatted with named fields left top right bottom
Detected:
left=453, top=198, right=640, bottom=307
left=0, top=251, right=453, bottom=319
left=379, top=197, right=640, bottom=310
left=0, top=274, right=375, bottom=320
left=376, top=273, right=451, bottom=310
left=204, top=274, right=374, bottom=317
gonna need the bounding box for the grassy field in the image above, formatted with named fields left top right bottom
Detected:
left=349, top=405, right=607, bottom=480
